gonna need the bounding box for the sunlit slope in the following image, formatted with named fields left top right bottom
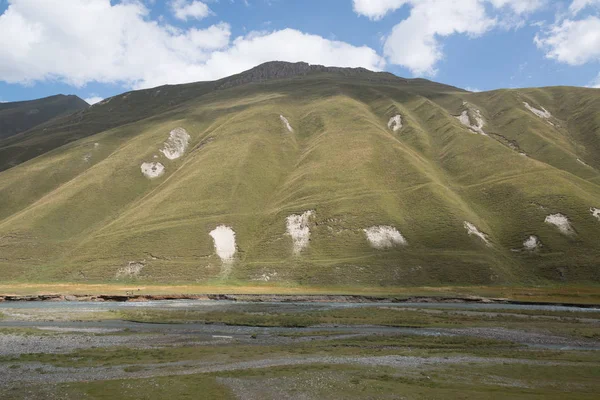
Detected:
left=0, top=71, right=599, bottom=285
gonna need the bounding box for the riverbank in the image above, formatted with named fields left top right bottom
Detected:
left=2, top=293, right=600, bottom=308
left=1, top=299, right=599, bottom=398
left=0, top=283, right=599, bottom=306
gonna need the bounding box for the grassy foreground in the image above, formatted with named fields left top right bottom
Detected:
left=51, top=363, right=600, bottom=400
left=1, top=302, right=599, bottom=399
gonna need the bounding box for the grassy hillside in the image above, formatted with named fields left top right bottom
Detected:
left=0, top=94, right=88, bottom=140
left=1, top=63, right=599, bottom=286
left=0, top=83, right=214, bottom=171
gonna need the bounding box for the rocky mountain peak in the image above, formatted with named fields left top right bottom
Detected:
left=216, top=61, right=401, bottom=89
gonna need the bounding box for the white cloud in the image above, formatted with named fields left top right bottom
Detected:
left=84, top=96, right=104, bottom=105
left=352, top=0, right=409, bottom=20
left=490, top=0, right=546, bottom=29
left=535, top=16, right=600, bottom=65
left=465, top=87, right=482, bottom=92
left=488, top=0, right=545, bottom=15
left=357, top=0, right=545, bottom=76
left=570, top=0, right=600, bottom=15
left=170, top=0, right=211, bottom=21
left=589, top=73, right=600, bottom=88
left=185, top=29, right=386, bottom=87
left=353, top=0, right=543, bottom=20
left=383, top=0, right=495, bottom=76
left=0, top=0, right=384, bottom=89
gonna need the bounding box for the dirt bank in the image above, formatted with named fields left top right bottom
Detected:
left=1, top=293, right=598, bottom=308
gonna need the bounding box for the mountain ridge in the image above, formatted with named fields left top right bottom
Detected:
left=0, top=61, right=462, bottom=173
left=0, top=61, right=599, bottom=286
left=0, top=94, right=89, bottom=141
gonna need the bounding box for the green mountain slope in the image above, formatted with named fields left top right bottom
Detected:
left=1, top=62, right=599, bottom=286
left=0, top=94, right=88, bottom=141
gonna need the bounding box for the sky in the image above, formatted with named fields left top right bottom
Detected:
left=0, top=0, right=599, bottom=104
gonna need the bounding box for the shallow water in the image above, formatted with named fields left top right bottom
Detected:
left=1, top=300, right=599, bottom=351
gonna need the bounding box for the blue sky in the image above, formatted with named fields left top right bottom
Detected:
left=0, top=0, right=599, bottom=104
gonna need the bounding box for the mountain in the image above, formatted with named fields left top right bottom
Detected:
left=0, top=62, right=454, bottom=173
left=0, top=94, right=89, bottom=142
left=1, top=61, right=599, bottom=286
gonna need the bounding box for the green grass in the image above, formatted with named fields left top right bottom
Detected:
left=0, top=327, right=59, bottom=336
left=115, top=306, right=600, bottom=340
left=1, top=66, right=600, bottom=285
left=4, top=359, right=600, bottom=399
left=0, top=334, right=521, bottom=368
left=462, top=307, right=600, bottom=319
left=39, top=375, right=234, bottom=400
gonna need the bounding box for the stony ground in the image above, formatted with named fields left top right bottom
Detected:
left=1, top=301, right=599, bottom=399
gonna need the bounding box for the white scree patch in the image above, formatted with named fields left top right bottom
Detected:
left=464, top=221, right=491, bottom=246
left=544, top=213, right=574, bottom=235
left=591, top=208, right=600, bottom=221
left=209, top=225, right=237, bottom=264
left=387, top=115, right=402, bottom=132
left=116, top=261, right=144, bottom=279
left=257, top=272, right=278, bottom=282
left=457, top=111, right=471, bottom=126
left=523, top=102, right=552, bottom=119
left=160, top=127, right=190, bottom=160
left=577, top=159, right=590, bottom=167
left=286, top=211, right=314, bottom=254
left=363, top=226, right=407, bottom=249
left=456, top=108, right=486, bottom=136
left=140, top=162, right=165, bottom=179
left=523, top=235, right=541, bottom=251
left=280, top=115, right=293, bottom=132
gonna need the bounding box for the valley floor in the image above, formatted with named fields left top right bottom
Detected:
left=0, top=299, right=599, bottom=399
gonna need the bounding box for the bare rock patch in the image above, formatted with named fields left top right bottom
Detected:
left=464, top=221, right=491, bottom=246
left=256, top=272, right=278, bottom=282
left=456, top=103, right=486, bottom=136
left=140, top=162, right=165, bottom=178
left=209, top=225, right=237, bottom=265
left=387, top=115, right=402, bottom=132
left=116, top=261, right=144, bottom=279
left=363, top=226, right=407, bottom=249
left=160, top=127, right=190, bottom=160
left=286, top=211, right=314, bottom=254
left=545, top=213, right=574, bottom=235
left=523, top=235, right=541, bottom=251
left=523, top=102, right=552, bottom=119
left=578, top=159, right=591, bottom=167
left=280, top=115, right=293, bottom=132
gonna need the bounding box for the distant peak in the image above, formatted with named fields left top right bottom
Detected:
left=216, top=61, right=401, bottom=89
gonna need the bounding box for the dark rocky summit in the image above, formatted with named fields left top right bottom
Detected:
left=216, top=61, right=402, bottom=89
